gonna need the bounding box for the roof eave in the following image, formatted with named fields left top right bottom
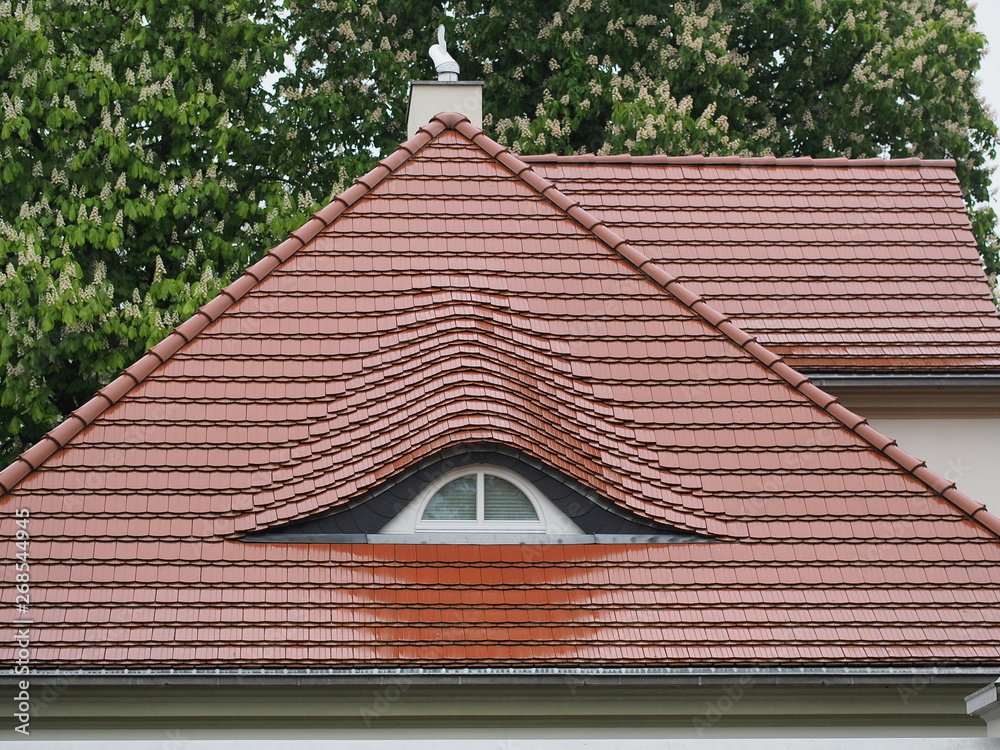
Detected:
left=808, top=373, right=1000, bottom=389
left=8, top=666, right=1000, bottom=688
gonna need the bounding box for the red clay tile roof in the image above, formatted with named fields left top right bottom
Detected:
left=2, top=114, right=999, bottom=670
left=523, top=154, right=1000, bottom=372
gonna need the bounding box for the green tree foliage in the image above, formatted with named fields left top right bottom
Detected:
left=281, top=0, right=997, bottom=269
left=2, top=0, right=997, bottom=464
left=0, top=0, right=312, bottom=462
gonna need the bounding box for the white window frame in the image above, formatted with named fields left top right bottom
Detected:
left=380, top=465, right=583, bottom=534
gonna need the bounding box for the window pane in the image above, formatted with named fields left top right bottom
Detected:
left=483, top=475, right=538, bottom=520
left=422, top=476, right=477, bottom=520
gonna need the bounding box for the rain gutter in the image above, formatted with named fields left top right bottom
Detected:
left=807, top=373, right=1000, bottom=389
left=5, top=666, right=998, bottom=688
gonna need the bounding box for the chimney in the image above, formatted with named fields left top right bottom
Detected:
left=406, top=25, right=483, bottom=137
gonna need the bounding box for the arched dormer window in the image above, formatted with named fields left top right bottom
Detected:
left=242, top=446, right=716, bottom=543
left=380, top=465, right=582, bottom=534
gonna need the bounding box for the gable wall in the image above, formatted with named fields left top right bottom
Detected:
left=826, top=387, right=1000, bottom=514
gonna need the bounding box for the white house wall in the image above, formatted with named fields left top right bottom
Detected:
left=824, top=387, right=1000, bottom=516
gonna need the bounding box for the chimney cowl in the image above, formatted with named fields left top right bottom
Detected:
left=428, top=25, right=460, bottom=82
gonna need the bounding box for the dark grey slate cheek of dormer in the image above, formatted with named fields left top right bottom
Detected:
left=243, top=443, right=713, bottom=543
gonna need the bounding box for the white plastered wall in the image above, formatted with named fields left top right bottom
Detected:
left=824, top=387, right=1000, bottom=516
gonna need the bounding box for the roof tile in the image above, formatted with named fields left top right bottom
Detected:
left=1, top=116, right=998, bottom=673
left=526, top=156, right=999, bottom=371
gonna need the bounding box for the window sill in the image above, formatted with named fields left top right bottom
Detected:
left=241, top=532, right=715, bottom=544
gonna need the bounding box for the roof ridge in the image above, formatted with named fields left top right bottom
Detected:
left=0, top=120, right=452, bottom=498
left=519, top=153, right=959, bottom=169
left=440, top=115, right=1000, bottom=540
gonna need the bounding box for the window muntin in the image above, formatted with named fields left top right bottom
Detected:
left=415, top=467, right=545, bottom=532
left=378, top=464, right=584, bottom=535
